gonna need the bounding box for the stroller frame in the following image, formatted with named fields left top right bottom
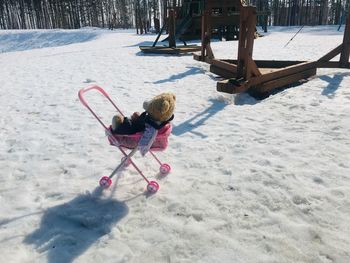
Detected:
left=78, top=85, right=172, bottom=193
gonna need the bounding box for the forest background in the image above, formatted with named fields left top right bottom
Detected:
left=0, top=0, right=349, bottom=33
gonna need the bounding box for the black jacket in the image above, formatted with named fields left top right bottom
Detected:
left=112, top=111, right=174, bottom=135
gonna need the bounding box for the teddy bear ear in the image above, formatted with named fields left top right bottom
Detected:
left=143, top=100, right=149, bottom=111
left=161, top=101, right=170, bottom=113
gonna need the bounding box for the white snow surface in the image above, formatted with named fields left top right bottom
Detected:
left=0, top=26, right=350, bottom=263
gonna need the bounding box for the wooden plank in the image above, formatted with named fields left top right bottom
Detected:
left=237, top=7, right=249, bottom=78
left=236, top=7, right=257, bottom=79
left=193, top=53, right=201, bottom=61
left=217, top=67, right=317, bottom=95
left=168, top=10, right=176, bottom=48
left=244, top=8, right=258, bottom=79
left=217, top=79, right=249, bottom=94
left=200, top=10, right=215, bottom=61
left=340, top=9, right=350, bottom=67
left=258, top=68, right=281, bottom=74
left=199, top=57, right=348, bottom=69
left=139, top=45, right=201, bottom=54
left=205, top=39, right=215, bottom=60
left=210, top=65, right=237, bottom=79
left=211, top=59, right=238, bottom=72
left=207, top=58, right=348, bottom=69
left=247, top=56, right=261, bottom=77
left=216, top=61, right=318, bottom=94
left=221, top=59, right=308, bottom=68
left=253, top=68, right=317, bottom=94
left=247, top=61, right=317, bottom=88
left=201, top=11, right=208, bottom=59
left=255, top=60, right=307, bottom=68
left=316, top=61, right=343, bottom=68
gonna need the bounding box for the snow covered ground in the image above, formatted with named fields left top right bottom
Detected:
left=0, top=26, right=349, bottom=263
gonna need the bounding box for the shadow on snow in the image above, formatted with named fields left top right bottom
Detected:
left=0, top=30, right=99, bottom=53
left=319, top=72, right=350, bottom=98
left=153, top=66, right=206, bottom=84
left=24, top=187, right=128, bottom=263
left=172, top=98, right=228, bottom=138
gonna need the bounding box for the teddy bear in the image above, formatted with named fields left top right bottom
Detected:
left=111, top=93, right=176, bottom=135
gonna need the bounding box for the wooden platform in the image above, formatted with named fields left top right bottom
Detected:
left=139, top=45, right=201, bottom=54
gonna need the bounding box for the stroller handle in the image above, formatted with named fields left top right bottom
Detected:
left=78, top=85, right=124, bottom=129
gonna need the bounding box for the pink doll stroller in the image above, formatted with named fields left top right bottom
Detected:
left=78, top=85, right=172, bottom=193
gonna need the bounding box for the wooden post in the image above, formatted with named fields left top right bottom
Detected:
left=201, top=11, right=208, bottom=60
left=168, top=9, right=176, bottom=48
left=163, top=0, right=168, bottom=33
left=237, top=6, right=259, bottom=79
left=340, top=9, right=350, bottom=67
left=200, top=10, right=214, bottom=61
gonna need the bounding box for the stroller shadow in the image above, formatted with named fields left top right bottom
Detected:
left=24, top=187, right=128, bottom=263
left=172, top=99, right=227, bottom=138
left=319, top=72, right=350, bottom=98
left=153, top=66, right=205, bottom=84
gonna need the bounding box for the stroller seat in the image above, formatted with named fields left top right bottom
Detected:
left=108, top=123, right=172, bottom=151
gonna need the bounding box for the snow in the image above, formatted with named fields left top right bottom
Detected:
left=0, top=26, right=350, bottom=263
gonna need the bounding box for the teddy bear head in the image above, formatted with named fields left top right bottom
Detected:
left=143, top=93, right=176, bottom=122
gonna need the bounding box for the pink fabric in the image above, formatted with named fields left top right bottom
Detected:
left=108, top=124, right=172, bottom=151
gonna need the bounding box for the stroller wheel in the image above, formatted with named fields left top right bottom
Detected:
left=159, top=163, right=171, bottom=175
left=121, top=156, right=131, bottom=167
left=99, top=176, right=112, bottom=189
left=147, top=181, right=159, bottom=193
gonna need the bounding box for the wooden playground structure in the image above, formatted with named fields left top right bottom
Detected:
left=177, top=0, right=244, bottom=40
left=139, top=9, right=202, bottom=54
left=140, top=0, right=268, bottom=54
left=194, top=6, right=350, bottom=97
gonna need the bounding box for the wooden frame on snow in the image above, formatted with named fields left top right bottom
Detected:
left=194, top=6, right=350, bottom=96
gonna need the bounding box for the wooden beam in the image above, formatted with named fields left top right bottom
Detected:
left=220, top=59, right=308, bottom=68
left=317, top=44, right=342, bottom=62
left=259, top=68, right=283, bottom=74
left=200, top=10, right=214, bottom=61
left=236, top=7, right=260, bottom=80
left=247, top=56, right=262, bottom=77
left=210, top=65, right=237, bottom=79
left=316, top=61, right=344, bottom=68
left=217, top=79, right=249, bottom=94
left=194, top=53, right=213, bottom=63
left=246, top=61, right=317, bottom=88
left=168, top=10, right=176, bottom=48
left=200, top=11, right=208, bottom=60
left=245, top=10, right=259, bottom=79
left=205, top=36, right=215, bottom=60
left=253, top=68, right=317, bottom=94
left=216, top=61, right=317, bottom=94
left=139, top=45, right=201, bottom=54
left=193, top=53, right=201, bottom=61
left=211, top=59, right=238, bottom=73
left=209, top=59, right=349, bottom=69
left=340, top=9, right=350, bottom=67
left=217, top=67, right=317, bottom=95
